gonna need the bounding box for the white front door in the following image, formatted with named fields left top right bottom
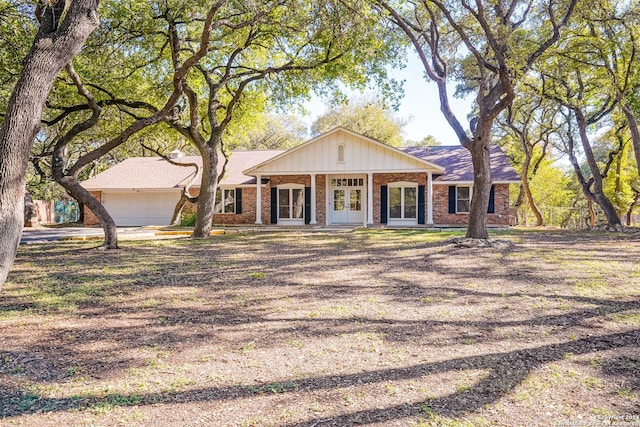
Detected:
left=330, top=176, right=364, bottom=224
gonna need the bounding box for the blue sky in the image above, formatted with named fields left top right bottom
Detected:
left=302, top=51, right=473, bottom=146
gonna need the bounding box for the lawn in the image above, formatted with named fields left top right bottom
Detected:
left=1, top=229, right=639, bottom=426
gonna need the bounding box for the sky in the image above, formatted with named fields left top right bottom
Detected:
left=301, top=51, right=473, bottom=146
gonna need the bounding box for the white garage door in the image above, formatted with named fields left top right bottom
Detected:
left=102, top=191, right=181, bottom=226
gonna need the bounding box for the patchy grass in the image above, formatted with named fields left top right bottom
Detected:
left=1, top=229, right=639, bottom=426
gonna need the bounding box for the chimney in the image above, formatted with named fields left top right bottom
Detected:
left=169, top=149, right=184, bottom=159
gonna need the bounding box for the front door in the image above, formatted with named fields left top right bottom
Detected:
left=330, top=176, right=364, bottom=224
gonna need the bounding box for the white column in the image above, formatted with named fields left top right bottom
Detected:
left=427, top=172, right=434, bottom=225
left=310, top=174, right=317, bottom=225
left=255, top=175, right=263, bottom=224
left=367, top=172, right=374, bottom=225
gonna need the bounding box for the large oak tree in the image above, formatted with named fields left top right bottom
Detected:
left=0, top=0, right=100, bottom=289
left=377, top=0, right=578, bottom=239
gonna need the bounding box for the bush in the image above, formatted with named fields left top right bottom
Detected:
left=180, top=212, right=197, bottom=226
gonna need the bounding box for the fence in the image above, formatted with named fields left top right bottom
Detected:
left=517, top=205, right=638, bottom=229
left=518, top=206, right=590, bottom=229
left=31, top=200, right=79, bottom=225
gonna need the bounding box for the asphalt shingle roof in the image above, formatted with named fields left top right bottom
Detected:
left=81, top=150, right=284, bottom=190
left=82, top=144, right=519, bottom=190
left=401, top=145, right=520, bottom=182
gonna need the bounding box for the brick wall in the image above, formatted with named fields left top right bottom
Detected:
left=212, top=187, right=260, bottom=225
left=315, top=175, right=326, bottom=226
left=267, top=175, right=327, bottom=225
left=83, top=191, right=102, bottom=226
left=372, top=173, right=428, bottom=224
left=433, top=183, right=510, bottom=226
left=87, top=178, right=511, bottom=228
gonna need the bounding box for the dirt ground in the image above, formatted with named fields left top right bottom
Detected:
left=1, top=229, right=639, bottom=427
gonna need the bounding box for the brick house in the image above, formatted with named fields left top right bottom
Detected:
left=81, top=127, right=520, bottom=227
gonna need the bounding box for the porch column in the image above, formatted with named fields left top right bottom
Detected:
left=427, top=171, right=434, bottom=225
left=255, top=175, right=263, bottom=224
left=367, top=172, right=374, bottom=225
left=310, top=173, right=317, bottom=225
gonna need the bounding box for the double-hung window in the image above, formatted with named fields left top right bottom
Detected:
left=214, top=188, right=235, bottom=214
left=456, top=186, right=471, bottom=213
left=388, top=183, right=417, bottom=221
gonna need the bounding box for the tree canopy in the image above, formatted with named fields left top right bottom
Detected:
left=311, top=95, right=408, bottom=146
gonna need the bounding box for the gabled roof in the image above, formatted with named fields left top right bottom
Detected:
left=82, top=131, right=519, bottom=192
left=401, top=145, right=521, bottom=183
left=81, top=150, right=284, bottom=190
left=244, top=127, right=445, bottom=175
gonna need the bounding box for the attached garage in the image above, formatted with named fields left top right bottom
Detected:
left=101, top=190, right=181, bottom=226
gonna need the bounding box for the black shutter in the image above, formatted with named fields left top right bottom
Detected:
left=304, top=187, right=311, bottom=224
left=448, top=186, right=456, bottom=214
left=418, top=185, right=425, bottom=224
left=235, top=188, right=242, bottom=214
left=380, top=185, right=388, bottom=224
left=270, top=188, right=278, bottom=224
left=487, top=185, right=495, bottom=214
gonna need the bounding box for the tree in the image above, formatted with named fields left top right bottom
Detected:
left=159, top=0, right=402, bottom=238
left=498, top=86, right=560, bottom=226
left=29, top=1, right=231, bottom=249
left=406, top=135, right=441, bottom=147
left=311, top=95, right=407, bottom=146
left=584, top=2, right=640, bottom=177
left=226, top=113, right=308, bottom=150
left=0, top=0, right=100, bottom=289
left=377, top=0, right=578, bottom=239
left=553, top=104, right=621, bottom=228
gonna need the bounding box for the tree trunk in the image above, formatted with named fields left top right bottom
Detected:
left=192, top=146, right=219, bottom=238
left=521, top=155, right=544, bottom=226
left=621, top=103, right=640, bottom=176
left=465, top=124, right=492, bottom=239
left=24, top=190, right=37, bottom=227
left=513, top=184, right=525, bottom=226
left=588, top=199, right=596, bottom=228
left=627, top=190, right=640, bottom=226
left=615, top=148, right=623, bottom=218
left=57, top=177, right=118, bottom=249
left=171, top=196, right=189, bottom=225
left=0, top=0, right=100, bottom=289
left=574, top=109, right=621, bottom=227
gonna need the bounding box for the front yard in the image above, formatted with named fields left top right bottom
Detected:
left=1, top=229, right=639, bottom=426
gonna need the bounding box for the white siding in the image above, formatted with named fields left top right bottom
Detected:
left=253, top=130, right=434, bottom=174
left=102, top=190, right=181, bottom=226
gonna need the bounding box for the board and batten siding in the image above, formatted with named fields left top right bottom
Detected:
left=251, top=130, right=434, bottom=174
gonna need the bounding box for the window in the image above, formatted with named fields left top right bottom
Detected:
left=456, top=186, right=471, bottom=213
left=389, top=184, right=417, bottom=220
left=330, top=178, right=363, bottom=187
left=337, top=144, right=345, bottom=162
left=214, top=188, right=235, bottom=214
left=278, top=187, right=304, bottom=220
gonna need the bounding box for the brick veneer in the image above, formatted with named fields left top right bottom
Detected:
left=86, top=176, right=510, bottom=227
left=83, top=191, right=102, bottom=226
left=211, top=187, right=269, bottom=225
left=267, top=175, right=327, bottom=225
left=432, top=183, right=510, bottom=226
left=372, top=173, right=428, bottom=225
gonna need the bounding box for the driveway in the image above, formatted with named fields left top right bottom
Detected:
left=19, top=227, right=147, bottom=244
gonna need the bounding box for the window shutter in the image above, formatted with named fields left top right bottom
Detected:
left=235, top=188, right=242, bottom=214
left=380, top=185, right=388, bottom=224
left=487, top=185, right=495, bottom=214
left=418, top=185, right=425, bottom=224
left=270, top=188, right=278, bottom=224
left=448, top=186, right=456, bottom=214
left=304, top=187, right=311, bottom=224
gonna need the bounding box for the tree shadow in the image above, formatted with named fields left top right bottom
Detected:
left=2, top=229, right=639, bottom=423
